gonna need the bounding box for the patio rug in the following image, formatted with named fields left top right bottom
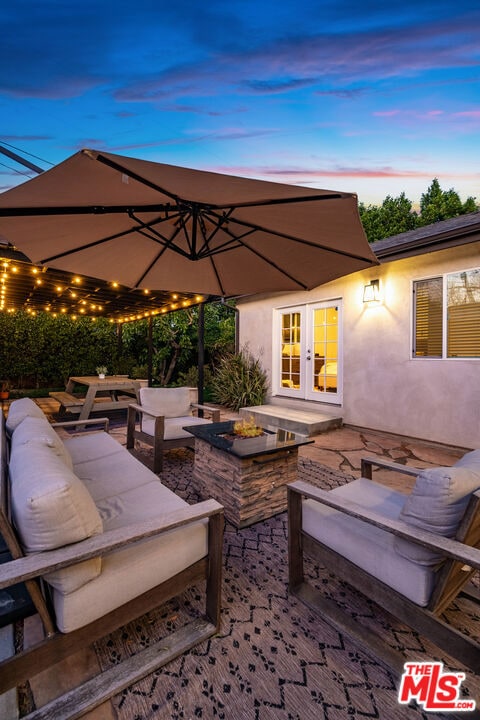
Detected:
left=91, top=448, right=480, bottom=720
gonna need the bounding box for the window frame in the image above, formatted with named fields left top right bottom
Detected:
left=412, top=266, right=480, bottom=360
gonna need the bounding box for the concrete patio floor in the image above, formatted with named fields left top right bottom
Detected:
left=0, top=398, right=472, bottom=719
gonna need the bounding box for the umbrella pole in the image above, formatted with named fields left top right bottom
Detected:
left=197, top=303, right=205, bottom=414
left=147, top=316, right=153, bottom=387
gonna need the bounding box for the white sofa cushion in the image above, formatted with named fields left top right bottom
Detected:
left=12, top=416, right=73, bottom=470
left=47, top=430, right=209, bottom=632
left=9, top=442, right=103, bottom=592
left=139, top=386, right=192, bottom=418
left=53, top=516, right=208, bottom=633
left=394, top=450, right=480, bottom=565
left=302, top=477, right=436, bottom=606
left=6, top=397, right=46, bottom=434
left=66, top=431, right=164, bottom=500
left=52, top=476, right=208, bottom=633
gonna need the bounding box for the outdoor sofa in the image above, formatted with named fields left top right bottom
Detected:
left=0, top=398, right=224, bottom=718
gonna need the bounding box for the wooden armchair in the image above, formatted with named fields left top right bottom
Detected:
left=127, top=386, right=220, bottom=472
left=288, top=454, right=480, bottom=675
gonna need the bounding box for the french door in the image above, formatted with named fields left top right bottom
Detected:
left=276, top=300, right=342, bottom=403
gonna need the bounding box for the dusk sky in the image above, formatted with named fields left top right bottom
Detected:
left=1, top=1, right=479, bottom=208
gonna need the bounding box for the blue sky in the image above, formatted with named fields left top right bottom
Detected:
left=0, top=0, right=479, bottom=207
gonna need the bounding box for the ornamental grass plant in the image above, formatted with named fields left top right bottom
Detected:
left=211, top=348, right=268, bottom=412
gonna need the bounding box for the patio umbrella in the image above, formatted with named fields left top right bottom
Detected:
left=0, top=149, right=378, bottom=296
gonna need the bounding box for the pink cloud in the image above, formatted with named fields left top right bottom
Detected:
left=453, top=110, right=480, bottom=118
left=373, top=110, right=401, bottom=117
left=212, top=165, right=431, bottom=180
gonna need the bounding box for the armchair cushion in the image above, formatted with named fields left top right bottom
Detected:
left=6, top=397, right=46, bottom=434
left=141, top=415, right=213, bottom=440
left=395, top=449, right=480, bottom=565
left=302, top=477, right=436, bottom=606
left=139, top=387, right=192, bottom=418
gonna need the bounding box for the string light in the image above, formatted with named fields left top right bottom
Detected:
left=1, top=260, right=11, bottom=312
left=0, top=258, right=206, bottom=321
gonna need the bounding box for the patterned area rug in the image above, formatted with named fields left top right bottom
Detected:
left=93, top=449, right=480, bottom=720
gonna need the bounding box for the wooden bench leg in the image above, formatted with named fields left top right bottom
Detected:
left=153, top=416, right=165, bottom=473
left=206, top=511, right=224, bottom=631
left=153, top=440, right=164, bottom=473
left=126, top=405, right=136, bottom=450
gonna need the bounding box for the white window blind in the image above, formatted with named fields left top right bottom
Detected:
left=413, top=278, right=443, bottom=357
left=413, top=268, right=480, bottom=359
left=447, top=270, right=480, bottom=358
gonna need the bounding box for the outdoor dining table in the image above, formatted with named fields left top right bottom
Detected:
left=63, top=375, right=147, bottom=423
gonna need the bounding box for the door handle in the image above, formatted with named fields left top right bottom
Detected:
left=306, top=356, right=311, bottom=361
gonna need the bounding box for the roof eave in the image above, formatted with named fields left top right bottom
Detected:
left=373, top=223, right=480, bottom=262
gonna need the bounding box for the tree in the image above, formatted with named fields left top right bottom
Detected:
left=418, top=178, right=477, bottom=226
left=120, top=302, right=236, bottom=387
left=359, top=180, right=478, bottom=242
left=359, top=193, right=417, bottom=243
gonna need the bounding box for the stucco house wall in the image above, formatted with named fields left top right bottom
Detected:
left=237, top=239, right=480, bottom=449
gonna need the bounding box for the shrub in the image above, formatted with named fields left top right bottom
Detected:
left=175, top=365, right=212, bottom=389
left=211, top=348, right=268, bottom=411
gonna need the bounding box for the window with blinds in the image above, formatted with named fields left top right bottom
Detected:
left=447, top=270, right=480, bottom=358
left=413, top=268, right=480, bottom=359
left=413, top=278, right=443, bottom=357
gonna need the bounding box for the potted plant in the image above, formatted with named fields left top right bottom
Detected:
left=0, top=381, right=11, bottom=401
left=95, top=366, right=108, bottom=379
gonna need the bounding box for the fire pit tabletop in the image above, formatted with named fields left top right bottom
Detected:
left=183, top=420, right=313, bottom=459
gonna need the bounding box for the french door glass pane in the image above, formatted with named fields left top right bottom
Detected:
left=313, top=306, right=338, bottom=393
left=281, top=312, right=301, bottom=389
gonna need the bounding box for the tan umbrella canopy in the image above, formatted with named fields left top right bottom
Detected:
left=0, top=149, right=378, bottom=296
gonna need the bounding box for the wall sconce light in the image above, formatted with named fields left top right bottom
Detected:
left=363, top=279, right=381, bottom=303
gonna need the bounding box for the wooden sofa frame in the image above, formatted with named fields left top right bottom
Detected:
left=127, top=398, right=220, bottom=473
left=288, top=456, right=480, bottom=676
left=0, top=415, right=224, bottom=720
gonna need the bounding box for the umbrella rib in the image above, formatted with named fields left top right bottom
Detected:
left=196, top=209, right=309, bottom=289
left=133, top=203, right=197, bottom=260
left=207, top=255, right=226, bottom=296
left=40, top=225, right=143, bottom=264
left=195, top=209, right=246, bottom=258
left=133, top=221, right=195, bottom=288
left=207, top=210, right=374, bottom=264
left=91, top=151, right=189, bottom=206
left=90, top=150, right=350, bottom=211
left=0, top=194, right=342, bottom=217
left=0, top=204, right=173, bottom=217
left=129, top=210, right=195, bottom=261
left=39, top=210, right=181, bottom=264
left=215, top=192, right=347, bottom=210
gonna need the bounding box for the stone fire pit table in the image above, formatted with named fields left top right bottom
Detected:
left=183, top=420, right=313, bottom=528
